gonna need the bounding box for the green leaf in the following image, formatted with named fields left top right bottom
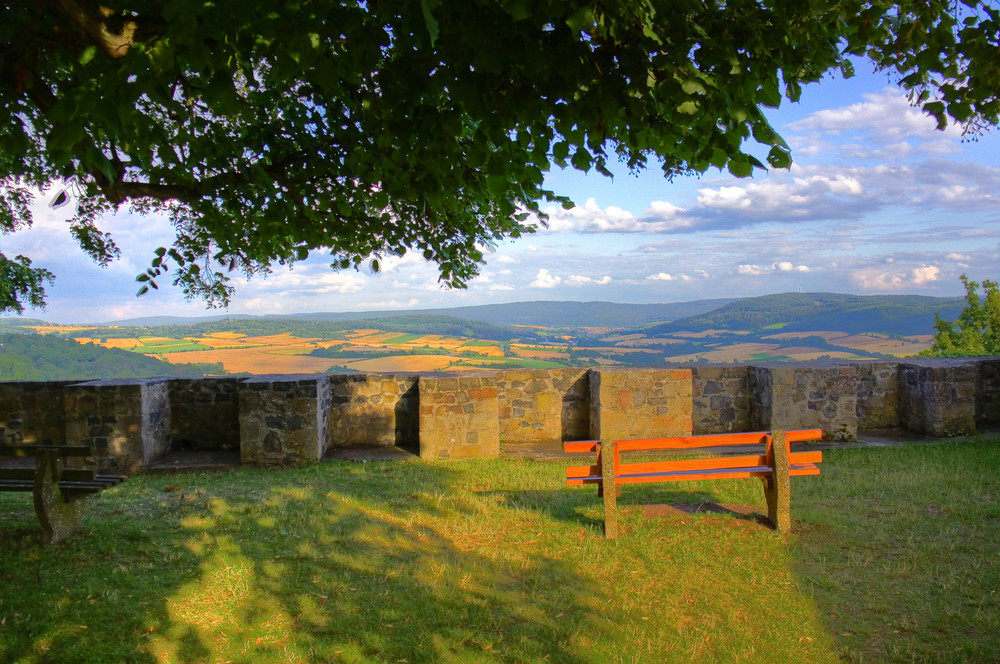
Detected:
left=421, top=0, right=440, bottom=46
left=79, top=45, right=97, bottom=65
left=681, top=79, right=705, bottom=95
left=727, top=157, right=753, bottom=177
left=676, top=101, right=699, bottom=114
left=767, top=145, right=792, bottom=169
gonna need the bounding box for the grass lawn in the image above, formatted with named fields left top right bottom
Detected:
left=1, top=441, right=998, bottom=663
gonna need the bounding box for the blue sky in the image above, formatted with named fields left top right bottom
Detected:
left=4, top=64, right=999, bottom=324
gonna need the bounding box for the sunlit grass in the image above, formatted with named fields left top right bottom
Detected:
left=0, top=440, right=997, bottom=663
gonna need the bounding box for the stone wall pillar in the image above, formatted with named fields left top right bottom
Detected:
left=853, top=362, right=900, bottom=431
left=590, top=368, right=692, bottom=441
left=691, top=366, right=751, bottom=434
left=419, top=373, right=500, bottom=459
left=239, top=375, right=330, bottom=467
left=976, top=358, right=1000, bottom=429
left=327, top=374, right=419, bottom=449
left=168, top=377, right=241, bottom=451
left=496, top=368, right=589, bottom=453
left=899, top=360, right=977, bottom=436
left=749, top=365, right=858, bottom=439
left=64, top=379, right=170, bottom=473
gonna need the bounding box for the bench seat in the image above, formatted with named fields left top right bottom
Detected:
left=564, top=429, right=823, bottom=538
left=0, top=445, right=125, bottom=543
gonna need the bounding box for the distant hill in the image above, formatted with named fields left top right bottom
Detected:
left=96, top=314, right=549, bottom=343
left=0, top=333, right=220, bottom=381
left=97, top=299, right=734, bottom=329
left=642, top=293, right=965, bottom=336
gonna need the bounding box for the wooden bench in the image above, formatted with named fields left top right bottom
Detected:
left=0, top=445, right=125, bottom=544
left=564, top=429, right=823, bottom=539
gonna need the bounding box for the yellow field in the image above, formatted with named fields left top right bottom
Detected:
left=512, top=347, right=568, bottom=360
left=186, top=337, right=256, bottom=348
left=671, top=329, right=752, bottom=338
left=204, top=331, right=247, bottom=340
left=240, top=334, right=320, bottom=345
left=102, top=338, right=144, bottom=349
left=341, top=356, right=456, bottom=372
left=28, top=325, right=98, bottom=334
left=460, top=344, right=505, bottom=357
left=762, top=331, right=932, bottom=356
left=158, top=348, right=342, bottom=374
left=615, top=337, right=687, bottom=347
left=665, top=343, right=782, bottom=363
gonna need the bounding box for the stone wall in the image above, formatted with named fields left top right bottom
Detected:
left=2, top=356, right=997, bottom=470
left=0, top=381, right=76, bottom=445
left=854, top=362, right=900, bottom=430
left=63, top=379, right=170, bottom=473
left=899, top=360, right=978, bottom=436
left=977, top=358, right=1000, bottom=428
left=327, top=374, right=419, bottom=449
left=751, top=364, right=859, bottom=440
left=419, top=373, right=499, bottom=459
left=168, top=377, right=240, bottom=451
left=239, top=375, right=330, bottom=467
left=496, top=368, right=589, bottom=453
left=691, top=366, right=751, bottom=434
left=590, top=368, right=693, bottom=441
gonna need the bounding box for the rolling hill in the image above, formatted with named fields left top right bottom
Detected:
left=639, top=293, right=965, bottom=336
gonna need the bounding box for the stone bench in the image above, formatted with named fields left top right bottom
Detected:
left=564, top=429, right=823, bottom=538
left=0, top=445, right=125, bottom=544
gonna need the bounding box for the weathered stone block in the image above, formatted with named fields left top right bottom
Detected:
left=420, top=373, right=499, bottom=459
left=239, top=375, right=329, bottom=467
left=590, top=368, right=693, bottom=441
left=976, top=358, right=1000, bottom=428
left=496, top=368, right=589, bottom=451
left=168, top=377, right=240, bottom=451
left=64, top=379, right=171, bottom=473
left=899, top=359, right=977, bottom=436
left=691, top=366, right=751, bottom=434
left=751, top=364, right=858, bottom=439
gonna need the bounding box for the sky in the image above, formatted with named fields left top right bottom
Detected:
left=3, top=64, right=999, bottom=324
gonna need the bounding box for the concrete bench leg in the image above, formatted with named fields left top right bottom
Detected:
left=601, top=440, right=618, bottom=540
left=33, top=452, right=91, bottom=544
left=761, top=430, right=791, bottom=531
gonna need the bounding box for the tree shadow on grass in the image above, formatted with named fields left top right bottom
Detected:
left=0, top=459, right=616, bottom=664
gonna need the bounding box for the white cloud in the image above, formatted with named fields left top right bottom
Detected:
left=567, top=274, right=612, bottom=286
left=790, top=88, right=963, bottom=142
left=851, top=264, right=941, bottom=291
left=912, top=265, right=940, bottom=285
left=736, top=261, right=810, bottom=276
left=646, top=272, right=690, bottom=282
left=535, top=197, right=692, bottom=233
left=529, top=268, right=561, bottom=288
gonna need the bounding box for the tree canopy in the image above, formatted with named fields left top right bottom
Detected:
left=926, top=275, right=1000, bottom=356
left=3, top=0, right=999, bottom=312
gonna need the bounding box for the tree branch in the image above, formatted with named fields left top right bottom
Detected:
left=49, top=0, right=137, bottom=58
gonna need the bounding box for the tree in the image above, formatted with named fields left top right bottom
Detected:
left=926, top=275, right=1000, bottom=356
left=3, top=0, right=999, bottom=312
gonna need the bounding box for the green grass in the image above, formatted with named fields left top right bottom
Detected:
left=0, top=441, right=997, bottom=663
left=128, top=338, right=211, bottom=353
left=383, top=334, right=423, bottom=344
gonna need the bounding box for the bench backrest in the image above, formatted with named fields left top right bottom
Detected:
left=0, top=445, right=96, bottom=458
left=565, top=429, right=823, bottom=485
